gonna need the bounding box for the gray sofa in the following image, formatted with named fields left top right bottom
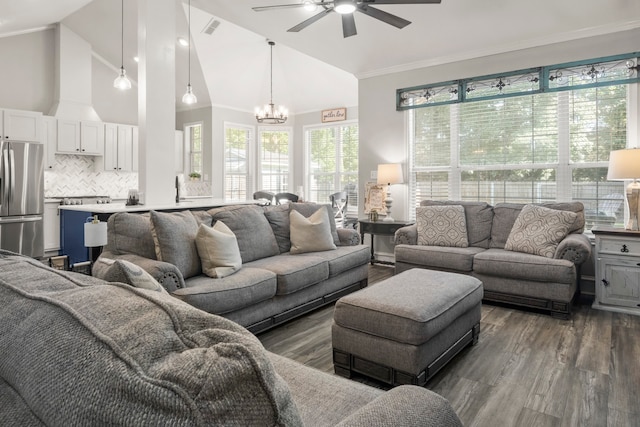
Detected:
left=93, top=203, right=370, bottom=333
left=394, top=201, right=592, bottom=318
left=0, top=250, right=463, bottom=426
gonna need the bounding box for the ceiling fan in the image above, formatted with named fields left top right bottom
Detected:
left=252, top=0, right=442, bottom=38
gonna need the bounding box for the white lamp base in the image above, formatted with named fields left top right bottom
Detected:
left=383, top=186, right=394, bottom=222
left=625, top=180, right=640, bottom=231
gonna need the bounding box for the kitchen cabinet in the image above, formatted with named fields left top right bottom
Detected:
left=56, top=119, right=103, bottom=155
left=102, top=123, right=134, bottom=172
left=1, top=108, right=42, bottom=142
left=44, top=201, right=61, bottom=254
left=42, top=116, right=57, bottom=169
left=592, top=226, right=640, bottom=316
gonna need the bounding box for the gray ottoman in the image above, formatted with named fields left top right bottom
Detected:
left=332, top=268, right=483, bottom=387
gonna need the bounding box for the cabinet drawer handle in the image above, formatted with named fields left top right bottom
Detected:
left=621, top=244, right=629, bottom=253
left=602, top=279, right=610, bottom=287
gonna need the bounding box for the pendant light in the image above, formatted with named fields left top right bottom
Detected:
left=255, top=41, right=288, bottom=124
left=182, top=0, right=197, bottom=105
left=113, top=0, right=132, bottom=90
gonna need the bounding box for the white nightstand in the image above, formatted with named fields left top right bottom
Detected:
left=592, top=226, right=640, bottom=316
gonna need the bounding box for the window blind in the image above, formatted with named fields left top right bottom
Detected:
left=224, top=124, right=253, bottom=201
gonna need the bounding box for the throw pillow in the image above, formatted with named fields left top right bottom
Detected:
left=416, top=205, right=469, bottom=247
left=195, top=221, right=242, bottom=278
left=94, top=258, right=167, bottom=293
left=290, top=203, right=340, bottom=246
left=505, top=204, right=578, bottom=258
left=149, top=210, right=200, bottom=279
left=289, top=208, right=337, bottom=254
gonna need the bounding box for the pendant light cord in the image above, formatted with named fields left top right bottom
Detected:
left=188, top=0, right=191, bottom=85
left=270, top=42, right=273, bottom=104
left=120, top=0, right=124, bottom=68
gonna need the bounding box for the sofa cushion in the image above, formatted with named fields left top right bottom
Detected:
left=290, top=209, right=337, bottom=254
left=149, top=210, right=201, bottom=279
left=291, top=203, right=340, bottom=246
left=173, top=267, right=278, bottom=314
left=416, top=205, right=468, bottom=248
left=294, top=245, right=371, bottom=278
left=0, top=252, right=302, bottom=426
left=505, top=204, right=577, bottom=258
left=207, top=205, right=280, bottom=263
left=491, top=202, right=585, bottom=249
left=195, top=221, right=242, bottom=278
left=473, top=248, right=575, bottom=283
left=264, top=204, right=292, bottom=253
left=421, top=200, right=494, bottom=248
left=106, top=212, right=156, bottom=259
left=245, top=253, right=330, bottom=295
left=395, top=244, right=486, bottom=272
left=92, top=257, right=167, bottom=293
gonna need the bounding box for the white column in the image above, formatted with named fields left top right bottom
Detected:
left=137, top=0, right=176, bottom=206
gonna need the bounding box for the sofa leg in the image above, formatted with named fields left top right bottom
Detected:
left=550, top=301, right=571, bottom=320
left=359, top=278, right=368, bottom=288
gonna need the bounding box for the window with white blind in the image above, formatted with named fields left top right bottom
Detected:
left=258, top=127, right=292, bottom=193
left=185, top=123, right=203, bottom=179
left=305, top=122, right=359, bottom=212
left=408, top=84, right=629, bottom=229
left=224, top=123, right=253, bottom=202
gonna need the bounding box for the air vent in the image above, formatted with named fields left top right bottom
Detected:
left=202, top=18, right=220, bottom=35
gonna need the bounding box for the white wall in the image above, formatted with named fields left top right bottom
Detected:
left=92, top=57, right=137, bottom=125
left=359, top=27, right=640, bottom=257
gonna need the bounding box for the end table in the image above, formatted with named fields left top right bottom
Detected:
left=358, top=219, right=414, bottom=265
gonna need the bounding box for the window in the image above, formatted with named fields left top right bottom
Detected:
left=258, top=127, right=292, bottom=193
left=224, top=123, right=253, bottom=202
left=185, top=123, right=203, bottom=179
left=305, top=122, right=359, bottom=212
left=408, top=84, right=629, bottom=229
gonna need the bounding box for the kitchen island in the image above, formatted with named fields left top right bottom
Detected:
left=58, top=198, right=257, bottom=265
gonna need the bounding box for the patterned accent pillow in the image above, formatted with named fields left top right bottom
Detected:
left=416, top=205, right=469, bottom=248
left=505, top=204, right=578, bottom=258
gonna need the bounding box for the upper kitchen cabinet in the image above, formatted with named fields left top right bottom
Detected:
left=1, top=109, right=42, bottom=142
left=56, top=119, right=104, bottom=155
left=42, top=116, right=57, bottom=169
left=101, top=123, right=134, bottom=172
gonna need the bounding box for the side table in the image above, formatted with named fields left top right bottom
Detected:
left=358, top=219, right=414, bottom=265
left=592, top=226, right=640, bottom=316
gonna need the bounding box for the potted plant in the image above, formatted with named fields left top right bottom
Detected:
left=189, top=172, right=201, bottom=181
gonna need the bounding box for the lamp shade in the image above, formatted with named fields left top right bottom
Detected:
left=377, top=163, right=404, bottom=185
left=607, top=148, right=640, bottom=180
left=84, top=221, right=108, bottom=247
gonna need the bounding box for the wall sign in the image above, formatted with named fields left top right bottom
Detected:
left=321, top=107, right=347, bottom=123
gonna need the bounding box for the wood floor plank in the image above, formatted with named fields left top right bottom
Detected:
left=258, top=265, right=638, bottom=427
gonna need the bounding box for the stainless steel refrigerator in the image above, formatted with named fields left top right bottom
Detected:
left=0, top=140, right=44, bottom=258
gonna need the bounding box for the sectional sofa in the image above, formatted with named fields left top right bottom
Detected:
left=93, top=203, right=370, bottom=333
left=394, top=201, right=592, bottom=318
left=0, top=250, right=463, bottom=426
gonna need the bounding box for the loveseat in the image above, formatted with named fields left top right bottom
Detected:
left=394, top=201, right=592, bottom=318
left=0, top=250, right=463, bottom=426
left=93, top=203, right=370, bottom=333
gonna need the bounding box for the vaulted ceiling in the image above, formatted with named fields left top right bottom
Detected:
left=1, top=0, right=638, bottom=114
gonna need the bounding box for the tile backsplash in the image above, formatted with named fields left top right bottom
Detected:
left=44, top=155, right=212, bottom=199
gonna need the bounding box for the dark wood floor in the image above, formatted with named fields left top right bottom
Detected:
left=259, top=265, right=640, bottom=427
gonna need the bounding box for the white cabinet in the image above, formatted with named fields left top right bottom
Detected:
left=56, top=119, right=104, bottom=155
left=1, top=108, right=42, bottom=141
left=42, top=116, right=57, bottom=169
left=102, top=123, right=135, bottom=172
left=44, top=202, right=61, bottom=253
left=593, top=227, right=640, bottom=316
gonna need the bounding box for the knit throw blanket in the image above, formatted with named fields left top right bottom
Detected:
left=0, top=250, right=301, bottom=426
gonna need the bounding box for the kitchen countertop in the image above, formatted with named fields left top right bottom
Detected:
left=57, top=198, right=256, bottom=214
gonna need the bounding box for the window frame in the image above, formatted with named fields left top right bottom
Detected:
left=223, top=122, right=255, bottom=202
left=183, top=121, right=203, bottom=179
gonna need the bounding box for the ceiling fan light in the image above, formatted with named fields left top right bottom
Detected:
left=334, top=0, right=356, bottom=14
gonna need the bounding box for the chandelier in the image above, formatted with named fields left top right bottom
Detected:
left=256, top=41, right=288, bottom=124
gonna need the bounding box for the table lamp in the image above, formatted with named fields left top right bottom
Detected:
left=377, top=163, right=404, bottom=222
left=607, top=148, right=640, bottom=231
left=84, top=215, right=108, bottom=263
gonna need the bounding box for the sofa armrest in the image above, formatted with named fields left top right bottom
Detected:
left=93, top=251, right=186, bottom=292
left=337, top=227, right=360, bottom=246
left=554, top=233, right=592, bottom=265
left=335, top=386, right=462, bottom=427
left=394, top=224, right=418, bottom=245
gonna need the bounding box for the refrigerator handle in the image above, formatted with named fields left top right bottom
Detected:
left=9, top=147, right=15, bottom=204
left=2, top=148, right=8, bottom=204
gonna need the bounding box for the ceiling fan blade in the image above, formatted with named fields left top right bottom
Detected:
left=361, top=0, right=441, bottom=4
left=356, top=4, right=410, bottom=29
left=341, top=13, right=357, bottom=38
left=288, top=8, right=334, bottom=32
left=253, top=3, right=313, bottom=12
